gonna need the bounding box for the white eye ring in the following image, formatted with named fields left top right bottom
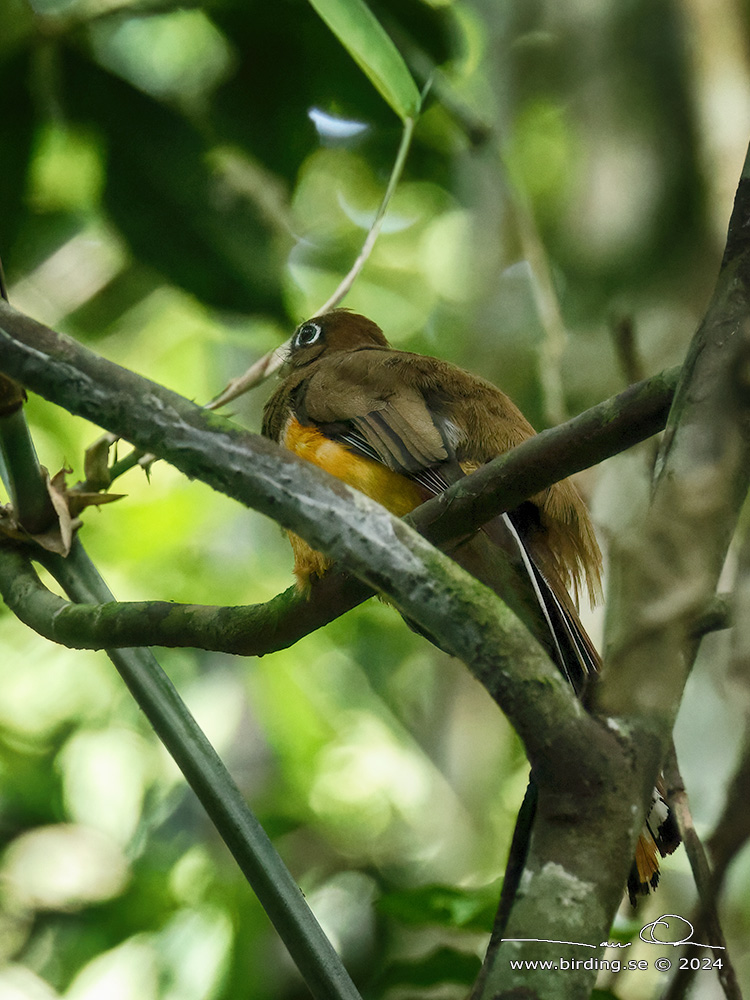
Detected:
left=294, top=321, right=322, bottom=349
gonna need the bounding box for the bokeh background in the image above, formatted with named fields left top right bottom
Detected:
left=1, top=0, right=749, bottom=998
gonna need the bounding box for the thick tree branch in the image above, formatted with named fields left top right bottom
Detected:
left=0, top=292, right=678, bottom=654
left=0, top=291, right=716, bottom=1000
left=662, top=747, right=741, bottom=1000
left=0, top=373, right=55, bottom=532
left=0, top=267, right=737, bottom=1000
left=0, top=299, right=598, bottom=777
left=1, top=544, right=729, bottom=661
left=472, top=146, right=750, bottom=999
left=708, top=529, right=750, bottom=883
left=601, top=294, right=750, bottom=719
left=0, top=544, right=372, bottom=655
left=663, top=531, right=750, bottom=1000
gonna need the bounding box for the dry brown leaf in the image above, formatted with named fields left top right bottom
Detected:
left=84, top=433, right=117, bottom=490
left=68, top=491, right=125, bottom=518
left=0, top=467, right=124, bottom=556
left=47, top=468, right=74, bottom=554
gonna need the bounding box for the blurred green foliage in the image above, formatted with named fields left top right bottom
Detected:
left=1, top=0, right=750, bottom=998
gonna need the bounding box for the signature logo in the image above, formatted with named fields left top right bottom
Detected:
left=635, top=914, right=724, bottom=950
left=501, top=913, right=725, bottom=951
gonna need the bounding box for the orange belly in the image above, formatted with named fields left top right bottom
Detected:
left=282, top=416, right=424, bottom=586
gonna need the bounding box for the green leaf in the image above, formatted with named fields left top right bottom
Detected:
left=62, top=50, right=286, bottom=314
left=377, top=946, right=482, bottom=989
left=378, top=882, right=500, bottom=932
left=307, top=0, right=421, bottom=121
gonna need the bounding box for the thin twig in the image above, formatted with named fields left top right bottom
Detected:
left=611, top=315, right=646, bottom=385
left=76, top=112, right=416, bottom=461
left=205, top=342, right=289, bottom=413
left=0, top=327, right=681, bottom=657
left=315, top=114, right=416, bottom=315
left=708, top=719, right=750, bottom=890
left=206, top=114, right=417, bottom=412
left=470, top=781, right=538, bottom=1000
left=660, top=746, right=741, bottom=1000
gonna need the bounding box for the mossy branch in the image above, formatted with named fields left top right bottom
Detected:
left=0, top=298, right=597, bottom=778
left=0, top=303, right=678, bottom=657
left=1, top=242, right=743, bottom=997
left=472, top=143, right=750, bottom=999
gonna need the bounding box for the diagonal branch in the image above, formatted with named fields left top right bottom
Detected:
left=0, top=299, right=596, bottom=775
left=0, top=289, right=684, bottom=1000
left=471, top=144, right=750, bottom=1000
left=0, top=292, right=678, bottom=656
left=0, top=544, right=371, bottom=655
left=412, top=362, right=677, bottom=550
left=0, top=288, right=732, bottom=1000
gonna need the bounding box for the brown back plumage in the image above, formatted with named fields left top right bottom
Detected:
left=263, top=309, right=601, bottom=608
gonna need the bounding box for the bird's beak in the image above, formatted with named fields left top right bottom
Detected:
left=276, top=340, right=295, bottom=377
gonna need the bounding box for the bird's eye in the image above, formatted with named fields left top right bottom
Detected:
left=294, top=321, right=322, bottom=349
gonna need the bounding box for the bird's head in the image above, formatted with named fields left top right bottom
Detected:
left=282, top=309, right=389, bottom=371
